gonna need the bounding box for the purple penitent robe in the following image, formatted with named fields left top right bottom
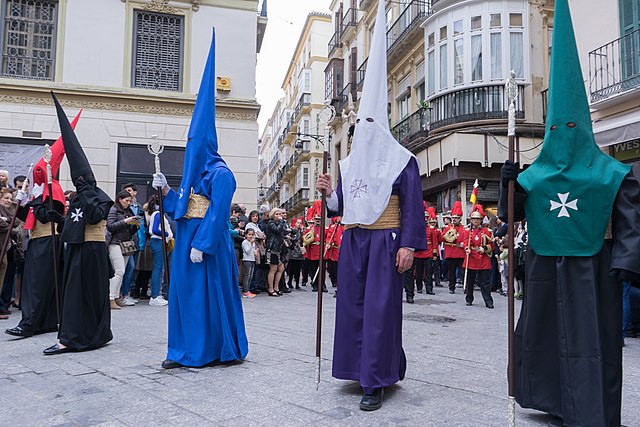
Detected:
left=328, top=157, right=426, bottom=394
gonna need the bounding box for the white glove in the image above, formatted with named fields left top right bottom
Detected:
left=190, top=247, right=203, bottom=263
left=15, top=189, right=28, bottom=204
left=153, top=173, right=167, bottom=189
left=32, top=183, right=44, bottom=199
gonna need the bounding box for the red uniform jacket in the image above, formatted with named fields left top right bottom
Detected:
left=442, top=224, right=466, bottom=259
left=427, top=225, right=442, bottom=259
left=304, top=224, right=322, bottom=261
left=324, top=223, right=343, bottom=262
left=462, top=226, right=494, bottom=270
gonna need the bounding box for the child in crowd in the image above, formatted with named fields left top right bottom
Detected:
left=241, top=228, right=257, bottom=298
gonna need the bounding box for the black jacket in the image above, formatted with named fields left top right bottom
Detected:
left=106, top=204, right=137, bottom=245
left=266, top=219, right=287, bottom=253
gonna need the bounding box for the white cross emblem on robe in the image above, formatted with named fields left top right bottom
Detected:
left=350, top=179, right=368, bottom=199
left=71, top=208, right=84, bottom=222
left=550, top=192, right=578, bottom=218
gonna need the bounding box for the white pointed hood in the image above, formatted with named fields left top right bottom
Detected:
left=339, top=0, right=413, bottom=225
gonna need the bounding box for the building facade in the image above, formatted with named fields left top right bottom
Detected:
left=0, top=0, right=266, bottom=206
left=572, top=0, right=640, bottom=176
left=258, top=12, right=332, bottom=218
left=326, top=0, right=550, bottom=219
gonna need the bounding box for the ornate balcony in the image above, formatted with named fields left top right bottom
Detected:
left=589, top=28, right=640, bottom=103
left=269, top=151, right=280, bottom=171
left=294, top=92, right=311, bottom=121
left=290, top=188, right=310, bottom=212
left=391, top=109, right=429, bottom=150
left=340, top=8, right=357, bottom=43
left=334, top=83, right=357, bottom=115
left=428, top=84, right=525, bottom=131
left=386, top=1, right=431, bottom=60
left=356, top=58, right=367, bottom=92
left=328, top=30, right=342, bottom=58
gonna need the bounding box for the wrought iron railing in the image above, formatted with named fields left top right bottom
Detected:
left=328, top=30, right=342, bottom=57
left=589, top=28, right=640, bottom=103
left=269, top=152, right=280, bottom=171
left=391, top=109, right=429, bottom=147
left=292, top=188, right=310, bottom=209
left=340, top=8, right=357, bottom=40
left=428, top=84, right=525, bottom=131
left=356, top=58, right=368, bottom=92
left=294, top=93, right=311, bottom=120
left=387, top=0, right=431, bottom=53
left=335, top=83, right=357, bottom=114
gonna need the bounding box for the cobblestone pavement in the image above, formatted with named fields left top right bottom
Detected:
left=1, top=283, right=638, bottom=426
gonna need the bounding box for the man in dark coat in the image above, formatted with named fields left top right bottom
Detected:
left=499, top=1, right=640, bottom=425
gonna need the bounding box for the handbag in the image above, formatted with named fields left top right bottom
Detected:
left=118, top=240, right=137, bottom=256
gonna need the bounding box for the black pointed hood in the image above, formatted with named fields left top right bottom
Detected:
left=51, top=91, right=93, bottom=182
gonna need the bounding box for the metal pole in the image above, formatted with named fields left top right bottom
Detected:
left=44, top=146, right=61, bottom=327
left=148, top=136, right=171, bottom=295
left=506, top=71, right=518, bottom=427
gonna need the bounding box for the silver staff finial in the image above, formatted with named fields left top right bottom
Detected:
left=506, top=71, right=518, bottom=137
left=147, top=135, right=164, bottom=174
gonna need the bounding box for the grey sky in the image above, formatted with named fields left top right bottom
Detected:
left=256, top=0, right=331, bottom=134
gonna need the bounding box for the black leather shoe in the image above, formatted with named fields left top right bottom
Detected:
left=282, top=288, right=292, bottom=294
left=486, top=303, right=494, bottom=309
left=449, top=290, right=455, bottom=294
left=43, top=343, right=75, bottom=355
left=426, top=291, right=435, bottom=295
left=466, top=301, right=472, bottom=306
left=161, top=359, right=183, bottom=369
left=417, top=289, right=423, bottom=294
left=312, top=287, right=318, bottom=292
left=5, top=326, right=33, bottom=338
left=435, top=283, right=444, bottom=287
left=406, top=296, right=414, bottom=304
left=360, top=388, right=383, bottom=411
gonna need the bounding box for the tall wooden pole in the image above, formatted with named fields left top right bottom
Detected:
left=44, top=146, right=61, bottom=326
left=506, top=71, right=518, bottom=426
left=315, top=105, right=335, bottom=390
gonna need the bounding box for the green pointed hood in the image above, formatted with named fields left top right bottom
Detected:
left=517, top=0, right=630, bottom=256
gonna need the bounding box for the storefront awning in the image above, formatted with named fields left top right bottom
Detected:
left=593, top=111, right=640, bottom=147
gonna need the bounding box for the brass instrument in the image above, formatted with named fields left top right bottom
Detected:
left=481, top=230, right=494, bottom=256
left=442, top=226, right=458, bottom=244
left=303, top=228, right=315, bottom=246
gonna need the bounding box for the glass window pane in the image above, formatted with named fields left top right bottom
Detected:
left=454, top=19, right=463, bottom=36
left=510, top=32, right=524, bottom=78
left=454, top=39, right=464, bottom=85
left=427, top=50, right=435, bottom=95
left=509, top=13, right=523, bottom=27
left=491, top=33, right=502, bottom=79
left=471, top=16, right=482, bottom=31
left=490, top=13, right=502, bottom=28
left=440, top=25, right=448, bottom=40
left=471, top=35, right=482, bottom=81
left=428, top=33, right=435, bottom=48
left=440, top=44, right=448, bottom=89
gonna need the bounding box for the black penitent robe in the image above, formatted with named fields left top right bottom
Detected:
left=498, top=173, right=640, bottom=427
left=58, top=186, right=113, bottom=350
left=15, top=197, right=64, bottom=335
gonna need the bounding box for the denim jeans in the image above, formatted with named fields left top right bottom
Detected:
left=242, top=261, right=255, bottom=293
left=149, top=239, right=164, bottom=299
left=121, top=252, right=139, bottom=296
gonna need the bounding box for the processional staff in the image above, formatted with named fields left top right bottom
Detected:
left=148, top=135, right=171, bottom=293
left=505, top=70, right=519, bottom=427
left=44, top=145, right=61, bottom=326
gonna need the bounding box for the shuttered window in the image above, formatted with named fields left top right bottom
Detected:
left=1, top=0, right=58, bottom=80
left=132, top=10, right=184, bottom=92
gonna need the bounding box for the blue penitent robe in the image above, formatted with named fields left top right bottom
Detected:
left=163, top=167, right=248, bottom=366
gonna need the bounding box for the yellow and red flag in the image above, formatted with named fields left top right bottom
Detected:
left=469, top=179, right=479, bottom=205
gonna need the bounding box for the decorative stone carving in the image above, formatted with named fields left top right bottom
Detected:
left=142, top=0, right=179, bottom=14
left=0, top=94, right=258, bottom=121
left=191, top=0, right=200, bottom=11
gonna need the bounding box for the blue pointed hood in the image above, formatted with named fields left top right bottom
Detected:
left=174, top=29, right=226, bottom=219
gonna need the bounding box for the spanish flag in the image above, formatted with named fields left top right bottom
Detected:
left=470, top=179, right=479, bottom=205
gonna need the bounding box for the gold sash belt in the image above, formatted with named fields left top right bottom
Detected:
left=85, top=220, right=106, bottom=242
left=30, top=221, right=57, bottom=239
left=184, top=193, right=210, bottom=219
left=344, top=196, right=401, bottom=230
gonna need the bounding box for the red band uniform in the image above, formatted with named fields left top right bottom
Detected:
left=462, top=204, right=494, bottom=308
